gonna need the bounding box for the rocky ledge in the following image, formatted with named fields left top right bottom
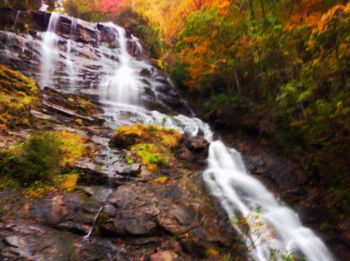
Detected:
left=0, top=65, right=245, bottom=260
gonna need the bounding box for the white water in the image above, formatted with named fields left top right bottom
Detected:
left=84, top=206, right=104, bottom=239
left=204, top=141, right=333, bottom=261
left=36, top=13, right=333, bottom=261
left=40, top=1, right=49, bottom=12
left=40, top=12, right=60, bottom=89
left=131, top=34, right=143, bottom=56
left=99, top=23, right=143, bottom=105
left=12, top=11, right=21, bottom=30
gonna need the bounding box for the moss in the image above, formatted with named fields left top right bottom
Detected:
left=131, top=143, right=169, bottom=171
left=125, top=156, right=134, bottom=165
left=24, top=182, right=56, bottom=198
left=56, top=130, right=86, bottom=167
left=0, top=65, right=40, bottom=130
left=43, top=88, right=101, bottom=118
left=65, top=95, right=98, bottom=115
left=57, top=173, right=79, bottom=192
left=112, top=124, right=181, bottom=172
left=206, top=248, right=220, bottom=257
left=152, top=176, right=169, bottom=184
left=0, top=176, right=20, bottom=189
left=111, top=124, right=181, bottom=149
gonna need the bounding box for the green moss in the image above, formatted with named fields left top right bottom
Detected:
left=112, top=124, right=181, bottom=149
left=112, top=124, right=181, bottom=172
left=131, top=143, right=168, bottom=171
left=152, top=176, right=169, bottom=184
left=125, top=156, right=134, bottom=165
left=0, top=65, right=40, bottom=130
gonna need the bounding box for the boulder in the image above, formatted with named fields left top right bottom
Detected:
left=116, top=163, right=141, bottom=176
left=177, top=133, right=209, bottom=165
left=150, top=251, right=178, bottom=261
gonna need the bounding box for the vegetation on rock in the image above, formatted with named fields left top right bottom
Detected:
left=0, top=65, right=40, bottom=131
left=0, top=130, right=86, bottom=188
left=111, top=124, right=181, bottom=171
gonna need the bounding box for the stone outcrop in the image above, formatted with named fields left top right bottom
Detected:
left=0, top=63, right=245, bottom=260
left=0, top=9, right=192, bottom=115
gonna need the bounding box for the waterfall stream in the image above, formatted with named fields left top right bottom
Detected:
left=40, top=12, right=60, bottom=89
left=35, top=12, right=333, bottom=261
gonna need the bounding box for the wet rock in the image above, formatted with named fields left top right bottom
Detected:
left=183, top=134, right=209, bottom=152
left=75, top=24, right=98, bottom=45
left=43, top=100, right=98, bottom=122
left=56, top=221, right=91, bottom=235
left=0, top=222, right=122, bottom=260
left=150, top=251, right=178, bottom=261
left=114, top=212, right=158, bottom=235
left=116, top=163, right=141, bottom=176
left=109, top=132, right=139, bottom=149
left=177, top=134, right=209, bottom=165
left=157, top=204, right=197, bottom=234
left=140, top=68, right=152, bottom=77
left=74, top=163, right=111, bottom=186
left=245, top=153, right=307, bottom=190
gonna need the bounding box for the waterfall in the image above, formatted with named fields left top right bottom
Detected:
left=40, top=1, right=49, bottom=12
left=94, top=24, right=333, bottom=261
left=34, top=13, right=333, bottom=261
left=99, top=23, right=143, bottom=106
left=204, top=141, right=333, bottom=261
left=40, top=12, right=60, bottom=89
left=66, top=18, right=78, bottom=92
left=12, top=11, right=21, bottom=30
left=131, top=34, right=143, bottom=56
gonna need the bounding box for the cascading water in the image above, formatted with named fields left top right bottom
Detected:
left=131, top=34, right=143, bottom=56
left=99, top=23, right=143, bottom=106
left=40, top=12, right=60, bottom=89
left=66, top=18, right=78, bottom=92
left=95, top=24, right=333, bottom=261
left=204, top=141, right=333, bottom=261
left=40, top=1, right=49, bottom=12
left=12, top=11, right=21, bottom=30
left=33, top=12, right=333, bottom=261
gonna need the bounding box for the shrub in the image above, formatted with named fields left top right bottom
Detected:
left=0, top=131, right=86, bottom=187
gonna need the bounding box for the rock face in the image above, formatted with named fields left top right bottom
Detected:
left=177, top=134, right=209, bottom=164
left=0, top=46, right=245, bottom=260
left=0, top=9, right=192, bottom=115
